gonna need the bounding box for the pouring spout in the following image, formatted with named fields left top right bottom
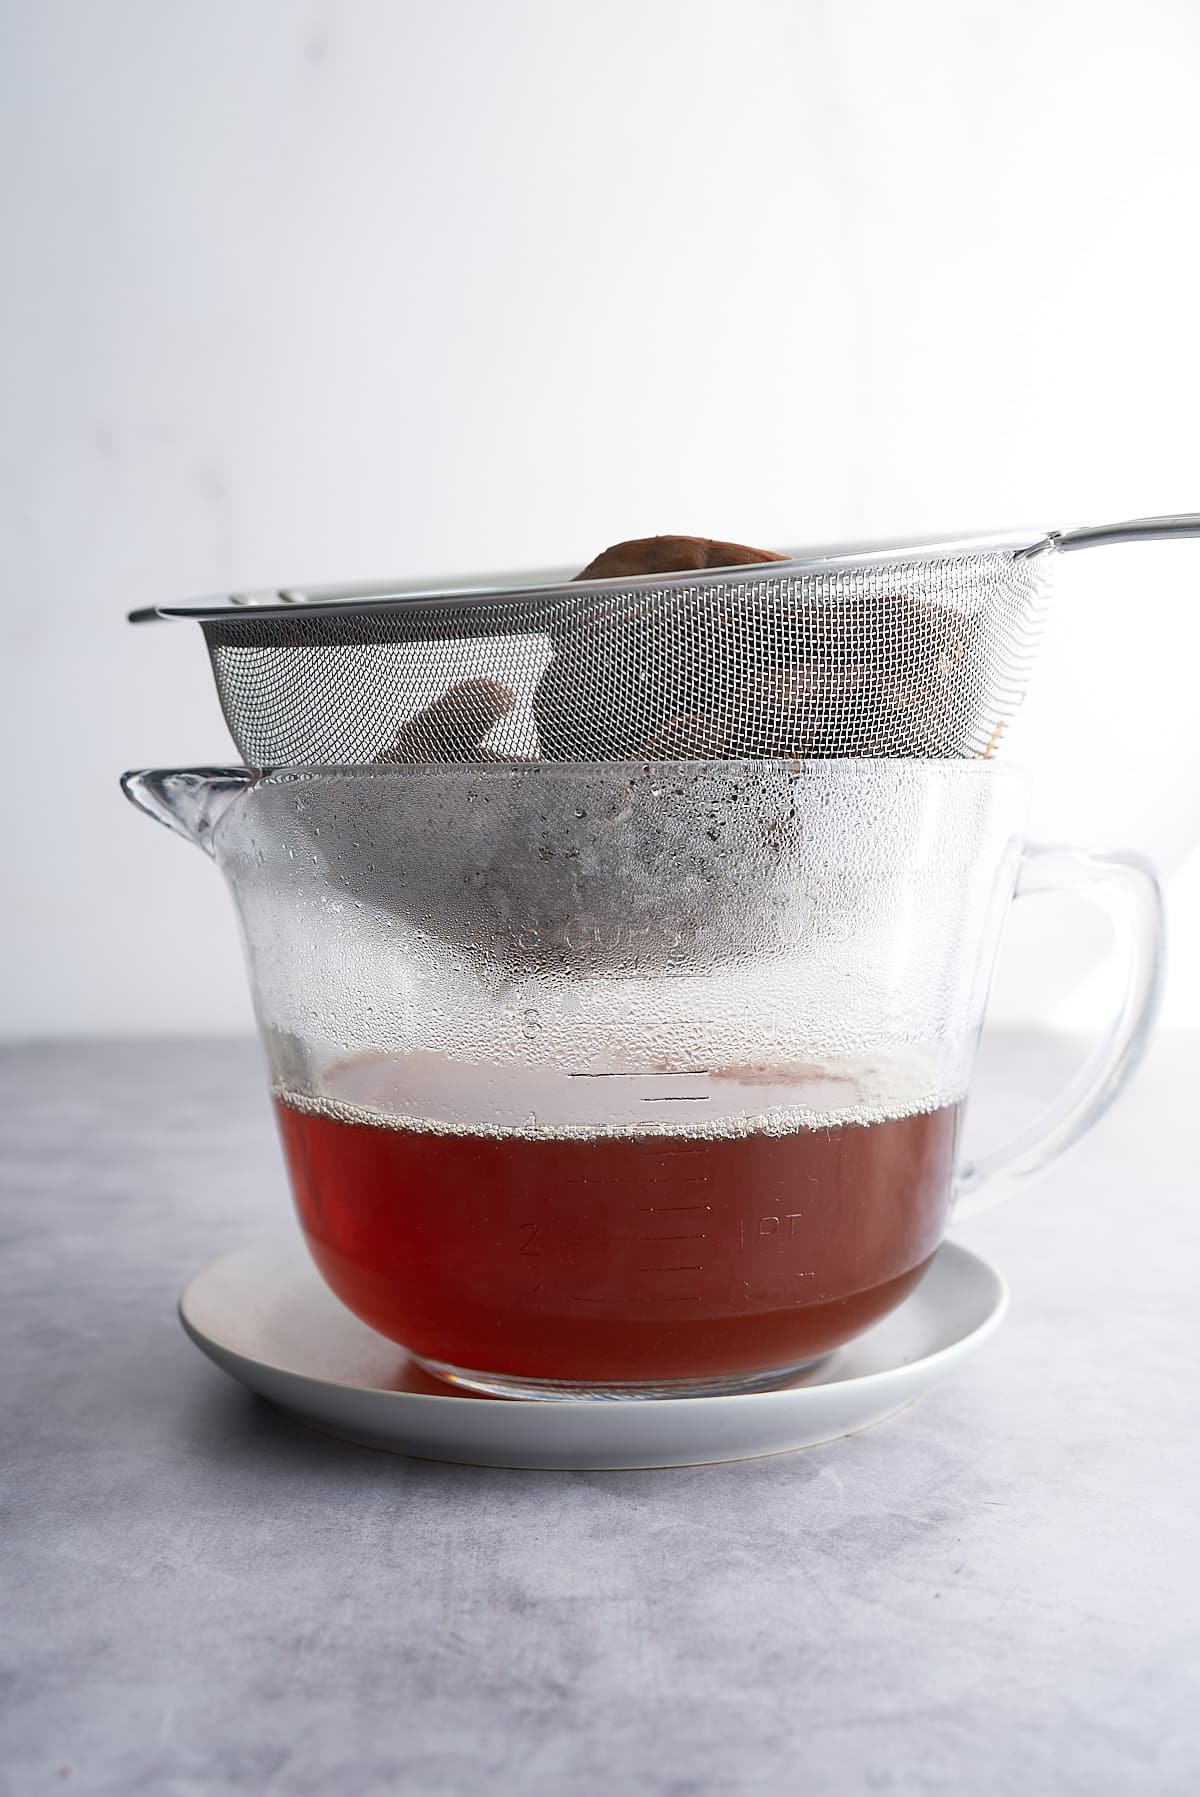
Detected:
left=120, top=767, right=257, bottom=855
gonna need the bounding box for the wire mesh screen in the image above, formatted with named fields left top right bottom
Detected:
left=203, top=550, right=1053, bottom=766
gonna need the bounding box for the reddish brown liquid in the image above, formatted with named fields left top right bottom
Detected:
left=276, top=1096, right=960, bottom=1386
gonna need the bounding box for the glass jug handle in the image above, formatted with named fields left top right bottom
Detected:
left=953, top=845, right=1166, bottom=1221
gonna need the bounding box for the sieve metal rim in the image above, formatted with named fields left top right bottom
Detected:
left=127, top=529, right=1056, bottom=625
left=126, top=512, right=1200, bottom=626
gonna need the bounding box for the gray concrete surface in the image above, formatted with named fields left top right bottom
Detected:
left=2, top=1033, right=1198, bottom=1796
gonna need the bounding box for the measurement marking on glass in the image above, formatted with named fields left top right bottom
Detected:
left=567, top=1070, right=711, bottom=1079
left=634, top=1232, right=707, bottom=1243
left=638, top=1202, right=710, bottom=1212
left=637, top=1264, right=703, bottom=1274
left=642, top=1095, right=710, bottom=1103
left=559, top=1174, right=704, bottom=1188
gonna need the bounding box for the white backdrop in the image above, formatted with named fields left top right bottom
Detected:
left=2, top=0, right=1198, bottom=1038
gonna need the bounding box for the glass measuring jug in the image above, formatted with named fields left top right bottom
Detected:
left=123, top=759, right=1163, bottom=1398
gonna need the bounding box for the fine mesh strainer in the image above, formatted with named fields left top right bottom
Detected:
left=129, top=514, right=1200, bottom=766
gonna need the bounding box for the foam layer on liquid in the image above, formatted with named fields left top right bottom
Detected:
left=275, top=1048, right=965, bottom=1142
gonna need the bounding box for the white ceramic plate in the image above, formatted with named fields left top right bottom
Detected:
left=179, top=1235, right=1007, bottom=1470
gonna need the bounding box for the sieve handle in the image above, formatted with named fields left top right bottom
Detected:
left=953, top=844, right=1165, bottom=1220
left=1042, top=512, right=1200, bottom=554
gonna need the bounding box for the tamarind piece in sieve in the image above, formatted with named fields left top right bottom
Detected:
left=575, top=535, right=789, bottom=581
left=376, top=678, right=516, bottom=763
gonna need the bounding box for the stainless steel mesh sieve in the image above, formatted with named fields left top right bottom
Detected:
left=129, top=514, right=1200, bottom=766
